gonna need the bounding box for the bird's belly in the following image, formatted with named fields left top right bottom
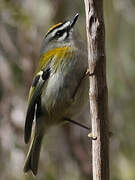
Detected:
left=42, top=69, right=89, bottom=122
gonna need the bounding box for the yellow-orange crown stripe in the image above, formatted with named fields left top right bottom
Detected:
left=46, top=22, right=62, bottom=34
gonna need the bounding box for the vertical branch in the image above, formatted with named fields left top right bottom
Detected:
left=84, top=0, right=110, bottom=180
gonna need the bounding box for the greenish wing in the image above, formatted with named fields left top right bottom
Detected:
left=24, top=66, right=50, bottom=144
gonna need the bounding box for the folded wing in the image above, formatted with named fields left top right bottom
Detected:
left=24, top=66, right=50, bottom=144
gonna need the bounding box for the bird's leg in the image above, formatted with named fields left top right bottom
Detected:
left=64, top=118, right=90, bottom=130
left=72, top=68, right=94, bottom=100
left=64, top=118, right=97, bottom=140
left=72, top=69, right=91, bottom=100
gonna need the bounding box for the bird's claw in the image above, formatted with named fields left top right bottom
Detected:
left=86, top=68, right=94, bottom=76
left=88, top=132, right=97, bottom=140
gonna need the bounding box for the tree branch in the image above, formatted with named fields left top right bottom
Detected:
left=84, top=0, right=110, bottom=179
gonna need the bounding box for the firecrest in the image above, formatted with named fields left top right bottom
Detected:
left=23, top=14, right=89, bottom=175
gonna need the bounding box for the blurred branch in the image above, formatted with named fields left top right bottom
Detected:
left=52, top=0, right=68, bottom=22
left=0, top=24, right=19, bottom=59
left=63, top=125, right=92, bottom=180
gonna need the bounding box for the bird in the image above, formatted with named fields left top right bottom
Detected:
left=23, top=13, right=89, bottom=176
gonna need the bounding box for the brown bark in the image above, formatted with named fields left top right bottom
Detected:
left=84, top=0, right=110, bottom=180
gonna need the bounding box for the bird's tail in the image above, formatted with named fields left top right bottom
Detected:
left=23, top=133, right=43, bottom=176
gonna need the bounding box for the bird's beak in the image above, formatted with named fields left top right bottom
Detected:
left=70, top=13, right=79, bottom=28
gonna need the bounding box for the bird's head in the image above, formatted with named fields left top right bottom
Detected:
left=40, top=14, right=79, bottom=54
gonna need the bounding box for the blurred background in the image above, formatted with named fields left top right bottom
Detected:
left=0, top=0, right=135, bottom=179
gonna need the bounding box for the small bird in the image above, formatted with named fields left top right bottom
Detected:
left=23, top=13, right=89, bottom=175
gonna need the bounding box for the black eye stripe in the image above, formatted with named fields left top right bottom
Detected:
left=55, top=30, right=65, bottom=36
left=45, top=21, right=68, bottom=37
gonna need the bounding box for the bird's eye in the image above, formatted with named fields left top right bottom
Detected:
left=55, top=30, right=64, bottom=37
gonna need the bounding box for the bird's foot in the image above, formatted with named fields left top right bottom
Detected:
left=86, top=68, right=94, bottom=76
left=88, top=132, right=97, bottom=140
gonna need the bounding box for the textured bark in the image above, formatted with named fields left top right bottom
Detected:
left=84, top=0, right=110, bottom=180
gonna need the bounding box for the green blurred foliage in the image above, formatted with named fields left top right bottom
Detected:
left=0, top=0, right=135, bottom=179
left=105, top=0, right=135, bottom=179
